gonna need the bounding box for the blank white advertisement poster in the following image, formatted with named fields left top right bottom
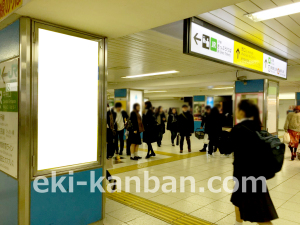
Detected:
left=37, top=28, right=99, bottom=171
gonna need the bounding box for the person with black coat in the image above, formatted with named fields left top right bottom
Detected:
left=143, top=101, right=158, bottom=159
left=199, top=105, right=211, bottom=152
left=128, top=103, right=144, bottom=160
left=177, top=105, right=194, bottom=153
left=206, top=104, right=222, bottom=157
left=155, top=106, right=166, bottom=147
left=106, top=104, right=117, bottom=191
left=114, top=102, right=129, bottom=157
left=167, top=108, right=178, bottom=146
left=230, top=100, right=278, bottom=225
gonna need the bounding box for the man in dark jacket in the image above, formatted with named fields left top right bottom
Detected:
left=206, top=104, right=223, bottom=157
left=199, top=105, right=211, bottom=152
left=114, top=102, right=129, bottom=157
left=177, top=105, right=194, bottom=153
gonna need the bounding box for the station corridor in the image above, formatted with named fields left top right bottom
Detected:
left=105, top=132, right=300, bottom=225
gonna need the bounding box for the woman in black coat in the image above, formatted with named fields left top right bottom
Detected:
left=177, top=105, right=194, bottom=153
left=167, top=108, right=178, bottom=146
left=155, top=106, right=166, bottom=147
left=230, top=100, right=278, bottom=224
left=143, top=101, right=157, bottom=158
left=205, top=104, right=223, bottom=156
left=128, top=103, right=144, bottom=160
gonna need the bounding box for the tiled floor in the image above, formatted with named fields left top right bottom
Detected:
left=105, top=131, right=300, bottom=225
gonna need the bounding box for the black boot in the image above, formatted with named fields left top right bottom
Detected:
left=200, top=144, right=207, bottom=152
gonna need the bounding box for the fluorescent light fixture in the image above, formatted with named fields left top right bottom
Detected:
left=122, top=70, right=178, bottom=78
left=279, top=93, right=296, bottom=100
left=212, top=87, right=234, bottom=90
left=145, top=91, right=167, bottom=93
left=245, top=2, right=300, bottom=22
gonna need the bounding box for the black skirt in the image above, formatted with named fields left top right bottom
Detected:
left=129, top=131, right=142, bottom=145
left=231, top=178, right=278, bottom=223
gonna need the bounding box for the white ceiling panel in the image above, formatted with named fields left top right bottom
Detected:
left=198, top=0, right=300, bottom=66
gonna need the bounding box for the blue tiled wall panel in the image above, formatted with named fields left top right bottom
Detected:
left=0, top=171, right=18, bottom=225
left=235, top=80, right=264, bottom=93
left=31, top=168, right=103, bottom=225
left=193, top=96, right=205, bottom=102
left=114, top=89, right=127, bottom=98
left=0, top=20, right=20, bottom=62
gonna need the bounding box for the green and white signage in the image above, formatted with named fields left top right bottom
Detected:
left=0, top=58, right=18, bottom=178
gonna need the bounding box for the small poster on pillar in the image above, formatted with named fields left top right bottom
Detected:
left=0, top=58, right=18, bottom=178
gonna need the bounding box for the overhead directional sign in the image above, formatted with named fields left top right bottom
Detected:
left=184, top=18, right=288, bottom=79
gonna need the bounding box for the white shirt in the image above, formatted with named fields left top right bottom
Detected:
left=116, top=111, right=124, bottom=131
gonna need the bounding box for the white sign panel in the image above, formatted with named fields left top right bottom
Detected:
left=0, top=58, right=18, bottom=178
left=189, top=22, right=287, bottom=79
left=191, top=22, right=234, bottom=63
left=263, top=54, right=287, bottom=79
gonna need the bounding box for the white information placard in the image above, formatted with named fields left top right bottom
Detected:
left=191, top=22, right=234, bottom=64
left=0, top=58, right=18, bottom=178
left=263, top=54, right=287, bottom=79
left=189, top=22, right=287, bottom=79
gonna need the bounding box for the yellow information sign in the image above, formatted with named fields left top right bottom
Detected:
left=233, top=41, right=263, bottom=72
left=0, top=0, right=23, bottom=21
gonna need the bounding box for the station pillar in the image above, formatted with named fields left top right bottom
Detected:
left=0, top=17, right=107, bottom=225
left=234, top=79, right=279, bottom=135
left=296, top=92, right=300, bottom=106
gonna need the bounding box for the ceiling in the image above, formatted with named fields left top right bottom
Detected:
left=198, top=0, right=300, bottom=66
left=107, top=0, right=300, bottom=100
left=14, top=0, right=243, bottom=38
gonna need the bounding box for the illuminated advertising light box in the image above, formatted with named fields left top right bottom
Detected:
left=184, top=18, right=287, bottom=79
left=37, top=28, right=99, bottom=171
left=129, top=90, right=143, bottom=116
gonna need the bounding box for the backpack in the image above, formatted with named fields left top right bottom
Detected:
left=255, top=130, right=285, bottom=180
left=125, top=119, right=133, bottom=131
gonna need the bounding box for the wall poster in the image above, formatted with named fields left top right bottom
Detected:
left=193, top=101, right=205, bottom=121
left=0, top=58, right=18, bottom=178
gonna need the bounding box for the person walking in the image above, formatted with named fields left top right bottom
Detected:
left=142, top=101, right=158, bottom=159
left=106, top=104, right=117, bottom=191
left=167, top=108, right=178, bottom=146
left=178, top=105, right=194, bottom=153
left=128, top=103, right=144, bottom=160
left=155, top=106, right=166, bottom=147
left=284, top=105, right=300, bottom=160
left=114, top=102, right=129, bottom=158
left=230, top=100, right=278, bottom=225
left=206, top=104, right=222, bottom=157
left=199, top=105, right=211, bottom=152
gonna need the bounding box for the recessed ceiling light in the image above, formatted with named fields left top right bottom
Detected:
left=121, top=70, right=179, bottom=79
left=245, top=2, right=300, bottom=22
left=212, top=87, right=234, bottom=90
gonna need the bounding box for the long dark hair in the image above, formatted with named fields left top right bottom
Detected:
left=133, top=103, right=140, bottom=112
left=145, top=101, right=153, bottom=110
left=238, top=100, right=262, bottom=129
left=155, top=106, right=162, bottom=116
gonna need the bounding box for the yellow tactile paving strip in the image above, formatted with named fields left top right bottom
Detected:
left=109, top=149, right=205, bottom=175
left=107, top=149, right=214, bottom=225
left=107, top=191, right=213, bottom=225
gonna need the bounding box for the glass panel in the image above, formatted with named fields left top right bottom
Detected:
left=37, top=28, right=99, bottom=171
